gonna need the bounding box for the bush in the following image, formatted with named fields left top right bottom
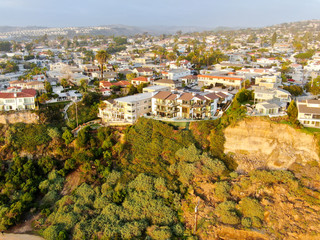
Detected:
left=241, top=217, right=252, bottom=228
left=214, top=181, right=231, bottom=201
left=215, top=201, right=240, bottom=225
left=237, top=197, right=264, bottom=221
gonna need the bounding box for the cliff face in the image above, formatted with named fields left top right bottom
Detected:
left=224, top=118, right=319, bottom=172
left=0, top=111, right=39, bottom=124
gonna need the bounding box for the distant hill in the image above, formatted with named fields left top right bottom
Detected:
left=0, top=24, right=238, bottom=39
left=0, top=20, right=319, bottom=39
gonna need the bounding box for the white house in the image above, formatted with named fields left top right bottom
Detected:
left=165, top=69, right=191, bottom=80
left=0, top=88, right=36, bottom=111
left=297, top=99, right=320, bottom=128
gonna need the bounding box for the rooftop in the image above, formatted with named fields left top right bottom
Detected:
left=116, top=92, right=154, bottom=103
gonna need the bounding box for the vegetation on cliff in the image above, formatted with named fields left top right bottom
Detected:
left=0, top=104, right=319, bottom=239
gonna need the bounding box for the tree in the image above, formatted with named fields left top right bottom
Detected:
left=62, top=129, right=74, bottom=145
left=287, top=100, right=298, bottom=125
left=126, top=73, right=137, bottom=81
left=44, top=81, right=53, bottom=94
left=95, top=50, right=110, bottom=81
left=60, top=78, right=69, bottom=88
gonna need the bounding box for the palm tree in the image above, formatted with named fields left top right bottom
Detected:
left=95, top=50, right=109, bottom=81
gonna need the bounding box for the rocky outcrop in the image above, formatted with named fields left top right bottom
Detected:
left=224, top=118, right=319, bottom=172
left=0, top=111, right=39, bottom=124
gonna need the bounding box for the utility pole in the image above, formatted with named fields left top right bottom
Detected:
left=193, top=199, right=200, bottom=234
left=74, top=100, right=79, bottom=128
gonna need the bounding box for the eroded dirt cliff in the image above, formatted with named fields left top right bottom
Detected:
left=224, top=118, right=319, bottom=172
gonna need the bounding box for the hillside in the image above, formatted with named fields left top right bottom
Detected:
left=0, top=116, right=320, bottom=239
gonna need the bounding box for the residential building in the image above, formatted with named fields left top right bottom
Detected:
left=253, top=86, right=291, bottom=103
left=143, top=85, right=170, bottom=93
left=297, top=99, right=320, bottom=128
left=9, top=80, right=45, bottom=92
left=179, top=75, right=197, bottom=85
left=198, top=74, right=245, bottom=89
left=98, top=92, right=154, bottom=124
left=131, top=77, right=150, bottom=86
left=152, top=91, right=179, bottom=118
left=153, top=79, right=182, bottom=89
left=254, top=74, right=282, bottom=89
left=255, top=101, right=284, bottom=115
left=0, top=88, right=36, bottom=111
left=132, top=67, right=153, bottom=77
left=164, top=69, right=191, bottom=80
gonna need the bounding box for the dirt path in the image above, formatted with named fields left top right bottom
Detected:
left=0, top=233, right=44, bottom=240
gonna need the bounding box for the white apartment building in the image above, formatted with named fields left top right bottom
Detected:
left=98, top=92, right=154, bottom=124
left=297, top=99, right=320, bottom=128
left=198, top=74, right=245, bottom=89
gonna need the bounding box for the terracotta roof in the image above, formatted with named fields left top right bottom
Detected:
left=114, top=80, right=130, bottom=86
left=152, top=91, right=172, bottom=100
left=204, top=93, right=219, bottom=100
left=215, top=92, right=228, bottom=98
left=100, top=81, right=113, bottom=88
left=0, top=89, right=36, bottom=99
left=193, top=94, right=206, bottom=101
left=132, top=77, right=148, bottom=82
left=178, top=92, right=194, bottom=101
left=135, top=67, right=153, bottom=72
left=166, top=94, right=178, bottom=100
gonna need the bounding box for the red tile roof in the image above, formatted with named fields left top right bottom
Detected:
left=132, top=77, right=148, bottom=82
left=0, top=89, right=36, bottom=99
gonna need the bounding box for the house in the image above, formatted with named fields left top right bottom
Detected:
left=179, top=75, right=198, bottom=85
left=152, top=91, right=179, bottom=118
left=198, top=74, right=245, bottom=89
left=98, top=92, right=154, bottom=124
left=254, top=75, right=282, bottom=89
left=165, top=69, right=191, bottom=80
left=143, top=85, right=171, bottom=93
left=0, top=88, right=36, bottom=111
left=255, top=101, right=284, bottom=115
left=99, top=80, right=131, bottom=94
left=131, top=77, right=150, bottom=86
left=9, top=80, right=45, bottom=92
left=132, top=67, right=153, bottom=77
left=91, top=71, right=117, bottom=81
left=253, top=86, right=291, bottom=103
left=297, top=99, right=320, bottom=128
left=153, top=79, right=182, bottom=89
left=151, top=91, right=228, bottom=120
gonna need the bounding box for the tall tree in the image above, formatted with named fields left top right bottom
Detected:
left=95, top=50, right=109, bottom=81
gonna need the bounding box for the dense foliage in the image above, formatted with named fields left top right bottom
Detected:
left=0, top=108, right=319, bottom=239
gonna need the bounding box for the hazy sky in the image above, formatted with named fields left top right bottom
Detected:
left=1, top=0, right=320, bottom=28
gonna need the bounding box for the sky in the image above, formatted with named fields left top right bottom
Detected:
left=0, top=0, right=320, bottom=28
